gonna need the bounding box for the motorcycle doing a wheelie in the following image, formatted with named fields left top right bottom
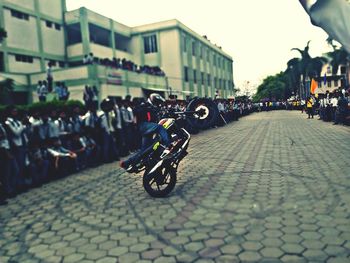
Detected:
left=120, top=97, right=219, bottom=198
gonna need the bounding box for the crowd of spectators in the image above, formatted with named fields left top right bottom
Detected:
left=0, top=97, right=257, bottom=205
left=83, top=53, right=165, bottom=76
left=37, top=80, right=70, bottom=102
left=285, top=89, right=350, bottom=125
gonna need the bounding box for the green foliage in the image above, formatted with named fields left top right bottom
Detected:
left=0, top=100, right=84, bottom=116
left=326, top=47, right=349, bottom=74
left=253, top=72, right=289, bottom=102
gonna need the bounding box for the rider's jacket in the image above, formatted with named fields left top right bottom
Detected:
left=134, top=102, right=159, bottom=124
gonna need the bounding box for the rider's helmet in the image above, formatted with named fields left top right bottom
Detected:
left=148, top=93, right=166, bottom=107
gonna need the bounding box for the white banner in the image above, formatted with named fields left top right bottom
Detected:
left=300, top=0, right=350, bottom=53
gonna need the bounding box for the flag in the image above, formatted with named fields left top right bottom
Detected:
left=323, top=73, right=327, bottom=86
left=299, top=0, right=350, bottom=53
left=310, top=78, right=318, bottom=94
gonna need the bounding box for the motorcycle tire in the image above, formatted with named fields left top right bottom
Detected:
left=143, top=166, right=177, bottom=198
left=186, top=98, right=219, bottom=130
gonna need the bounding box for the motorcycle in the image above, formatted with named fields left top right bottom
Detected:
left=121, top=98, right=219, bottom=198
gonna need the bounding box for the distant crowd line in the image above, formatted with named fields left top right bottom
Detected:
left=82, top=53, right=166, bottom=76
left=0, top=97, right=255, bottom=205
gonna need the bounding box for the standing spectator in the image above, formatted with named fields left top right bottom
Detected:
left=306, top=96, right=314, bottom=119
left=92, top=86, right=99, bottom=107
left=83, top=54, right=89, bottom=65
left=120, top=101, right=134, bottom=154
left=87, top=53, right=94, bottom=64
left=113, top=100, right=126, bottom=156
left=331, top=93, right=339, bottom=123
left=83, top=86, right=92, bottom=106
left=37, top=81, right=48, bottom=102
left=5, top=105, right=27, bottom=190
left=334, top=93, right=348, bottom=125
left=98, top=99, right=118, bottom=162
left=61, top=83, right=70, bottom=101
left=55, top=82, right=64, bottom=101
left=46, top=62, right=53, bottom=92
left=0, top=113, right=19, bottom=200
left=70, top=105, right=82, bottom=134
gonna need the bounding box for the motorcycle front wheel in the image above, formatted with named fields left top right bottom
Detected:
left=143, top=166, right=177, bottom=198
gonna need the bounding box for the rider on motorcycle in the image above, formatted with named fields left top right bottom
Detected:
left=135, top=93, right=171, bottom=149
left=120, top=93, right=173, bottom=171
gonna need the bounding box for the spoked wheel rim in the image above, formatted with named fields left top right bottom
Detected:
left=143, top=166, right=177, bottom=198
left=149, top=168, right=172, bottom=191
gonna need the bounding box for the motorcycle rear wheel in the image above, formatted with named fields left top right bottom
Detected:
left=143, top=166, right=177, bottom=198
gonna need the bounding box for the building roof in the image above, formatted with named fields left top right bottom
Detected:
left=132, top=19, right=233, bottom=60
left=65, top=7, right=232, bottom=61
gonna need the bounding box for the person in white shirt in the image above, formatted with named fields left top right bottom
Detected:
left=330, top=94, right=339, bottom=122
left=98, top=98, right=118, bottom=162
left=5, top=105, right=27, bottom=189
left=0, top=115, right=19, bottom=198
left=37, top=81, right=48, bottom=102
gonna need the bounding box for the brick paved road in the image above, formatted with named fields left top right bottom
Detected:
left=1, top=111, right=350, bottom=263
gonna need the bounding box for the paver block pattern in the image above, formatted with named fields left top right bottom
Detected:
left=0, top=111, right=350, bottom=261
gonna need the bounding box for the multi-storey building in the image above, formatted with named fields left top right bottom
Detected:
left=0, top=0, right=235, bottom=103
left=315, top=63, right=348, bottom=94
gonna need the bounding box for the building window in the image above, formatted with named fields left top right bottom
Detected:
left=327, top=81, right=332, bottom=87
left=11, top=9, right=29, bottom=21
left=55, top=23, right=61, bottom=31
left=192, top=41, right=196, bottom=56
left=207, top=50, right=210, bottom=62
left=327, top=66, right=331, bottom=74
left=184, top=67, right=189, bottom=82
left=15, top=54, right=33, bottom=63
left=67, top=23, right=82, bottom=45
left=340, top=66, right=346, bottom=75
left=194, top=71, right=197, bottom=83
left=201, top=72, right=205, bottom=85
left=143, top=35, right=158, bottom=54
left=46, top=21, right=53, bottom=28
left=213, top=55, right=216, bottom=66
left=334, top=80, right=339, bottom=87
left=207, top=74, right=211, bottom=86
left=183, top=35, right=187, bottom=52
left=214, top=77, right=217, bottom=88
left=199, top=46, right=203, bottom=59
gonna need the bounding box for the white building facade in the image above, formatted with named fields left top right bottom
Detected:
left=0, top=0, right=235, bottom=103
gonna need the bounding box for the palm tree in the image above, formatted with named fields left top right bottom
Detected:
left=285, top=58, right=301, bottom=96
left=327, top=48, right=349, bottom=75
left=289, top=41, right=327, bottom=97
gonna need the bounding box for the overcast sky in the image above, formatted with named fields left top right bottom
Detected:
left=66, top=0, right=332, bottom=92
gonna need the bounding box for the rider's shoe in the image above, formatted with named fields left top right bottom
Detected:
left=120, top=160, right=134, bottom=173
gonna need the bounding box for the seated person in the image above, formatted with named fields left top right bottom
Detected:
left=70, top=133, right=87, bottom=171
left=27, top=139, right=49, bottom=186
left=47, top=137, right=77, bottom=177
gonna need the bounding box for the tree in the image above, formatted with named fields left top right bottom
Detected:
left=287, top=41, right=327, bottom=98
left=253, top=72, right=288, bottom=102
left=327, top=48, right=349, bottom=75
